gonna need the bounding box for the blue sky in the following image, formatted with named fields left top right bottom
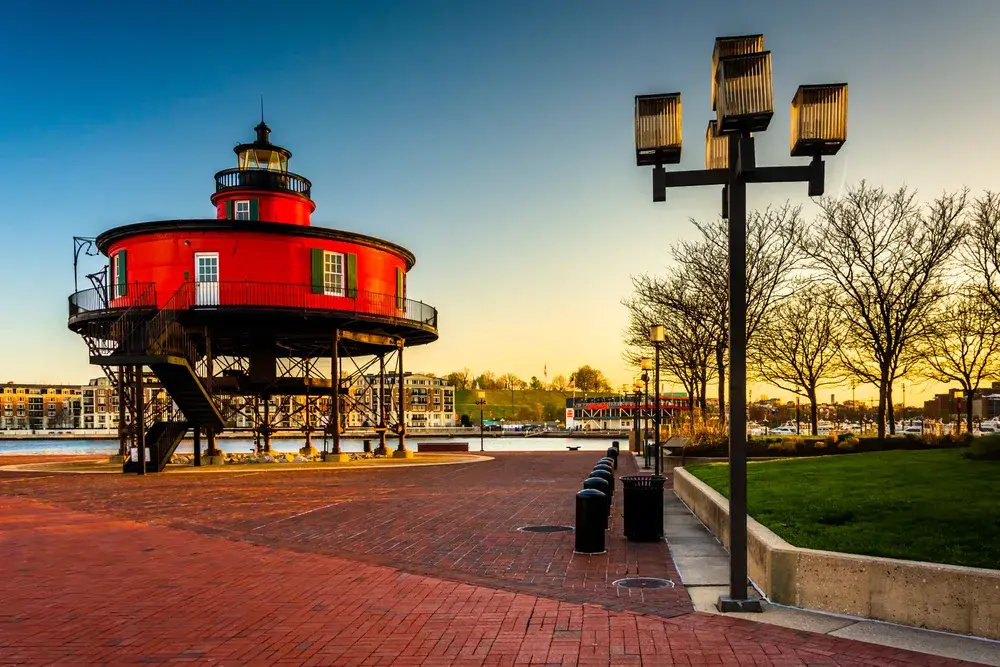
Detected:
left=1, top=0, right=998, bottom=402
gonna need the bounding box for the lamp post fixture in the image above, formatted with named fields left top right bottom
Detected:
left=650, top=325, right=666, bottom=476
left=475, top=391, right=487, bottom=452
left=640, top=357, right=653, bottom=469
left=633, top=34, right=848, bottom=614
left=633, top=381, right=643, bottom=453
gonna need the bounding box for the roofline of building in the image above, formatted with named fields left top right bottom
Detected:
left=94, top=219, right=417, bottom=269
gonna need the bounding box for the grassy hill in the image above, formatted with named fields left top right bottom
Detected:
left=455, top=389, right=571, bottom=422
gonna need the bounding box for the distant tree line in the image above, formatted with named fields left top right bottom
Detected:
left=442, top=365, right=614, bottom=394
left=623, top=182, right=1000, bottom=437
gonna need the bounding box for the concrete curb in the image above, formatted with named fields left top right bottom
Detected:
left=674, top=467, right=1000, bottom=640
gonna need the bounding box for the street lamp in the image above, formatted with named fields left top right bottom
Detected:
left=633, top=33, right=848, bottom=614
left=650, top=325, right=665, bottom=476
left=640, top=357, right=653, bottom=469
left=633, top=381, right=643, bottom=454
left=475, top=391, right=487, bottom=452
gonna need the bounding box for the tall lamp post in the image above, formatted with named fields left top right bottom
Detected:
left=633, top=34, right=848, bottom=613
left=650, top=325, right=665, bottom=476
left=475, top=391, right=487, bottom=452
left=633, top=381, right=643, bottom=453
left=640, top=357, right=653, bottom=469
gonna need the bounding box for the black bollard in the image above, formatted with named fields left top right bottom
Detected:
left=583, top=476, right=611, bottom=525
left=603, top=451, right=618, bottom=470
left=590, top=468, right=615, bottom=510
left=612, top=440, right=620, bottom=451
left=575, top=489, right=607, bottom=554
left=363, top=439, right=372, bottom=453
left=598, top=456, right=615, bottom=469
left=595, top=461, right=614, bottom=476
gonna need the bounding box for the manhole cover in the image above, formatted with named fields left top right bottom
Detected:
left=612, top=577, right=675, bottom=589
left=517, top=525, right=574, bottom=533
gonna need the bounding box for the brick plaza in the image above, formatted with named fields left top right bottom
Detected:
left=0, top=452, right=982, bottom=665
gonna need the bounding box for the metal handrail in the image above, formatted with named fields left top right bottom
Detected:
left=214, top=168, right=312, bottom=199
left=68, top=282, right=158, bottom=317
left=71, top=281, right=437, bottom=330
left=174, top=281, right=438, bottom=329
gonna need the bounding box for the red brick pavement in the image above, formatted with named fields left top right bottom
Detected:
left=0, top=452, right=690, bottom=618
left=0, top=495, right=980, bottom=666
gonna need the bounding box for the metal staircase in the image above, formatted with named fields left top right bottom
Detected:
left=123, top=420, right=189, bottom=473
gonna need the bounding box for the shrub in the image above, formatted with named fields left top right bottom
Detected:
left=825, top=433, right=839, bottom=447
left=963, top=434, right=1000, bottom=461
left=836, top=437, right=859, bottom=452
left=767, top=439, right=797, bottom=454
left=814, top=440, right=827, bottom=451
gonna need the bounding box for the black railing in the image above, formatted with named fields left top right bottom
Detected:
left=165, top=281, right=437, bottom=329
left=214, top=168, right=312, bottom=199
left=68, top=281, right=437, bottom=333
left=68, top=282, right=157, bottom=318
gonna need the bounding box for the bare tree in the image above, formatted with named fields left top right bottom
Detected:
left=964, top=192, right=1000, bottom=317
left=673, top=203, right=804, bottom=423
left=918, top=291, right=1000, bottom=433
left=622, top=269, right=716, bottom=414
left=801, top=182, right=968, bottom=438
left=751, top=285, right=841, bottom=435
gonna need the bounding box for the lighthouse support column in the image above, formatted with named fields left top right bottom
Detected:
left=393, top=339, right=412, bottom=458
left=204, top=329, right=222, bottom=464
left=327, top=330, right=349, bottom=462
left=375, top=352, right=388, bottom=456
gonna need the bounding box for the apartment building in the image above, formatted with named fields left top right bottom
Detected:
left=78, top=376, right=175, bottom=431
left=362, top=373, right=457, bottom=428
left=0, top=382, right=81, bottom=430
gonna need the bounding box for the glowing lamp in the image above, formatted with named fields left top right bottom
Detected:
left=649, top=324, right=666, bottom=343
left=640, top=357, right=653, bottom=371
left=712, top=34, right=765, bottom=110
left=790, top=84, right=848, bottom=157
left=705, top=120, right=729, bottom=170
left=634, top=93, right=682, bottom=166
left=715, top=51, right=774, bottom=133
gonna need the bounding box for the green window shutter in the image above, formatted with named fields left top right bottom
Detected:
left=249, top=199, right=259, bottom=221
left=346, top=253, right=358, bottom=298
left=396, top=267, right=404, bottom=309
left=310, top=248, right=324, bottom=294
left=225, top=200, right=233, bottom=219
left=117, top=250, right=127, bottom=298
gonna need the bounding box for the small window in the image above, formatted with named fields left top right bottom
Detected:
left=323, top=251, right=344, bottom=296
left=234, top=200, right=251, bottom=220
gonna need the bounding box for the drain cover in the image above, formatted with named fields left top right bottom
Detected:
left=517, top=525, right=574, bottom=533
left=612, top=577, right=675, bottom=589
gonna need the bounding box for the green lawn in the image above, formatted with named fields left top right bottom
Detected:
left=687, top=449, right=1000, bottom=570
left=455, top=389, right=569, bottom=421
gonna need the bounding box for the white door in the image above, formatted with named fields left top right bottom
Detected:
left=194, top=253, right=219, bottom=306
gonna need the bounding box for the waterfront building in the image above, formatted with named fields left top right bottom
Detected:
left=565, top=393, right=688, bottom=430
left=360, top=373, right=457, bottom=428
left=0, top=382, right=81, bottom=430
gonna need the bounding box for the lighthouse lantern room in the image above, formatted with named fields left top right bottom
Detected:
left=68, top=121, right=439, bottom=474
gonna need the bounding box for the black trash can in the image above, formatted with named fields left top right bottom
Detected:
left=574, top=489, right=607, bottom=554
left=363, top=439, right=372, bottom=453
left=621, top=475, right=665, bottom=542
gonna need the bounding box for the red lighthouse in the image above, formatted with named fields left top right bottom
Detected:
left=69, top=121, right=439, bottom=473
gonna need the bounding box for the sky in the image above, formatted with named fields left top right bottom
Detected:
left=1, top=0, right=999, bottom=405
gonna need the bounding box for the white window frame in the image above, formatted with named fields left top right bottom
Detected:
left=323, top=251, right=345, bottom=296
left=234, top=200, right=251, bottom=221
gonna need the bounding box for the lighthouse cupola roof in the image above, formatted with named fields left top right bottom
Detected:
left=233, top=121, right=292, bottom=173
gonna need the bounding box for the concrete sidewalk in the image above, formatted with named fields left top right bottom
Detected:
left=662, top=480, right=1000, bottom=666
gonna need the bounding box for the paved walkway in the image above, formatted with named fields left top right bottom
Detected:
left=0, top=451, right=992, bottom=665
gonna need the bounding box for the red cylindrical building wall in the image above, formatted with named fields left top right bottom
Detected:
left=211, top=190, right=315, bottom=226
left=107, top=230, right=408, bottom=310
